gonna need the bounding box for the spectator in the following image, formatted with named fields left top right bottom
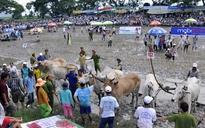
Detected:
left=98, top=86, right=119, bottom=128
left=134, top=96, right=156, bottom=128
left=33, top=64, right=41, bottom=82
left=0, top=72, right=16, bottom=116
left=74, top=78, right=96, bottom=125
left=0, top=64, right=9, bottom=74
left=37, top=53, right=45, bottom=61
left=30, top=53, right=36, bottom=66
left=36, top=36, right=40, bottom=42
left=8, top=62, right=18, bottom=76
left=192, top=34, right=198, bottom=51
left=186, top=63, right=199, bottom=80
left=65, top=69, right=78, bottom=97
left=35, top=78, right=52, bottom=118
left=157, top=102, right=197, bottom=128
left=116, top=58, right=122, bottom=71
left=21, top=62, right=30, bottom=83
left=169, top=43, right=177, bottom=61
left=0, top=103, right=5, bottom=127
left=7, top=71, right=25, bottom=109
left=79, top=47, right=86, bottom=56
left=24, top=71, right=35, bottom=108
left=184, top=36, right=190, bottom=52
left=43, top=49, right=50, bottom=60
left=78, top=53, right=86, bottom=73
left=60, top=82, right=74, bottom=121
left=108, top=34, right=113, bottom=48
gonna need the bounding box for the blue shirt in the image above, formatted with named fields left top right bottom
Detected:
left=74, top=85, right=94, bottom=107
left=24, top=76, right=35, bottom=93
left=21, top=67, right=30, bottom=82
left=65, top=73, right=78, bottom=88
left=60, top=89, right=74, bottom=105
left=37, top=56, right=45, bottom=61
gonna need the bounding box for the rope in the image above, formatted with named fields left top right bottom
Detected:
left=150, top=57, right=174, bottom=95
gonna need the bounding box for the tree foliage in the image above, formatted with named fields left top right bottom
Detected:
left=0, top=0, right=24, bottom=19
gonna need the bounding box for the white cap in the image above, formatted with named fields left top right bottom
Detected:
left=144, top=96, right=153, bottom=104
left=23, top=62, right=27, bottom=65
left=167, top=48, right=170, bottom=50
left=39, top=53, right=43, bottom=56
left=173, top=43, right=176, bottom=46
left=34, top=64, right=38, bottom=67
left=193, top=63, right=197, bottom=67
left=105, top=86, right=112, bottom=92
left=2, top=63, right=7, bottom=66
left=78, top=78, right=85, bottom=84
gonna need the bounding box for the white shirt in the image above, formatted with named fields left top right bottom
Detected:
left=8, top=65, right=19, bottom=75
left=100, top=96, right=119, bottom=118
left=63, top=27, right=65, bottom=32
left=134, top=106, right=156, bottom=128
left=0, top=103, right=5, bottom=125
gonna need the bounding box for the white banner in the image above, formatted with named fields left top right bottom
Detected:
left=119, top=27, right=142, bottom=35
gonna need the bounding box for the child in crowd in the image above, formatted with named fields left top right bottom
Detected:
left=108, top=34, right=113, bottom=48
left=60, top=82, right=74, bottom=121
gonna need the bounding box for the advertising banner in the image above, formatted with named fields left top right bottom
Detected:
left=119, top=27, right=142, bottom=35
left=21, top=115, right=83, bottom=128
left=171, top=27, right=205, bottom=36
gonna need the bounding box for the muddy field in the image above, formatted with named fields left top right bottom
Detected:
left=0, top=25, right=205, bottom=128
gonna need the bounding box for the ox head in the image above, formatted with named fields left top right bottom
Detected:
left=38, top=61, right=50, bottom=73
left=147, top=82, right=160, bottom=99
left=171, top=83, right=190, bottom=102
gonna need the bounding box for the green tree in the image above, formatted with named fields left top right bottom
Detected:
left=76, top=0, right=98, bottom=10
left=26, top=2, right=32, bottom=10
left=0, top=0, right=24, bottom=14
left=12, top=3, right=24, bottom=19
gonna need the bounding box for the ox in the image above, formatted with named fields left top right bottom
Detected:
left=38, top=58, right=78, bottom=80
left=138, top=74, right=161, bottom=108
left=37, top=58, right=78, bottom=91
left=103, top=73, right=141, bottom=110
left=171, top=77, right=200, bottom=113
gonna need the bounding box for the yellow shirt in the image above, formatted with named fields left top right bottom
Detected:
left=37, top=87, right=49, bottom=107
left=34, top=69, right=41, bottom=79
left=77, top=75, right=87, bottom=88
left=78, top=55, right=86, bottom=66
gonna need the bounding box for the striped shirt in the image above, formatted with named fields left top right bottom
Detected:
left=7, top=77, right=24, bottom=92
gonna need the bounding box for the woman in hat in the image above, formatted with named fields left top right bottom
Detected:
left=60, top=82, right=74, bottom=121
left=35, top=78, right=52, bottom=118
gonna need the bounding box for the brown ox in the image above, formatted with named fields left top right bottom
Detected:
left=103, top=73, right=141, bottom=109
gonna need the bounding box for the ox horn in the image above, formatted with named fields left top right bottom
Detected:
left=175, top=83, right=178, bottom=87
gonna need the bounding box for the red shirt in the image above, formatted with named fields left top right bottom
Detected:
left=0, top=80, right=10, bottom=104
left=2, top=118, right=11, bottom=128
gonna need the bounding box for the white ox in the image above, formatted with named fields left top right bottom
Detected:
left=138, top=74, right=161, bottom=108
left=38, top=58, right=78, bottom=90
left=171, top=77, right=200, bottom=113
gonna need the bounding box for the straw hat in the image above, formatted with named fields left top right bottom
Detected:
left=35, top=78, right=46, bottom=87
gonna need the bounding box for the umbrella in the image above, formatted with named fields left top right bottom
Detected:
left=29, top=28, right=42, bottom=34
left=185, top=18, right=197, bottom=23
left=150, top=20, right=161, bottom=26
left=15, top=25, right=26, bottom=30
left=90, top=21, right=96, bottom=24
left=2, top=28, right=14, bottom=33
left=47, top=22, right=58, bottom=27
left=91, top=22, right=103, bottom=26
left=103, top=21, right=113, bottom=25
left=63, top=21, right=72, bottom=25
left=147, top=27, right=167, bottom=36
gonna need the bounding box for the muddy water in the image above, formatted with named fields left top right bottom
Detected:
left=1, top=26, right=205, bottom=127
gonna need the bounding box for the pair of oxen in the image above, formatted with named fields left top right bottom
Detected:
left=37, top=58, right=200, bottom=114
